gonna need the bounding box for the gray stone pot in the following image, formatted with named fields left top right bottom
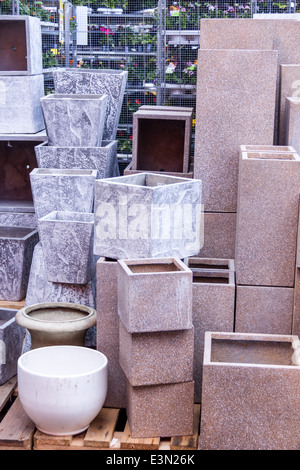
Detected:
left=0, top=308, right=25, bottom=385
left=40, top=93, right=108, bottom=147
left=53, top=68, right=128, bottom=141
left=38, top=211, right=95, bottom=284
left=34, top=140, right=119, bottom=179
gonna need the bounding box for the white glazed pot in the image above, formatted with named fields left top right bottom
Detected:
left=17, top=345, right=108, bottom=436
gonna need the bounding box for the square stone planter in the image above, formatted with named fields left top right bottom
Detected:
left=132, top=108, right=192, bottom=173
left=235, top=148, right=300, bottom=287
left=94, top=173, right=202, bottom=260
left=0, top=75, right=45, bottom=133
left=123, top=161, right=193, bottom=179
left=285, top=97, right=300, bottom=155
left=199, top=331, right=300, bottom=450
left=30, top=168, right=97, bottom=219
left=38, top=211, right=95, bottom=284
left=118, top=257, right=192, bottom=333
left=0, top=309, right=25, bottom=385
left=40, top=93, right=108, bottom=147
left=34, top=140, right=119, bottom=179
left=0, top=226, right=39, bottom=301
left=52, top=68, right=128, bottom=141
left=0, top=15, right=42, bottom=75
left=119, top=319, right=194, bottom=386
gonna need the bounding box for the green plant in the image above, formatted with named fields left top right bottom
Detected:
left=42, top=50, right=57, bottom=68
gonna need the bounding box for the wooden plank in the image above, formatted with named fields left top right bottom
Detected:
left=120, top=422, right=160, bottom=450
left=0, top=299, right=25, bottom=310
left=0, top=397, right=35, bottom=450
left=83, top=408, right=120, bottom=448
left=170, top=404, right=200, bottom=450
left=33, top=429, right=73, bottom=448
left=0, top=376, right=17, bottom=413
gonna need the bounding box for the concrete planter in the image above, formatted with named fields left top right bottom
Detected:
left=34, top=140, right=119, bottom=179
left=40, top=93, right=108, bottom=147
left=0, top=15, right=42, bottom=75
left=30, top=168, right=97, bottom=219
left=199, top=331, right=300, bottom=450
left=0, top=309, right=25, bottom=385
left=94, top=173, right=202, bottom=260
left=38, top=211, right=95, bottom=284
left=118, top=257, right=193, bottom=333
left=52, top=68, right=128, bottom=141
left=0, top=226, right=39, bottom=301
left=123, top=161, right=193, bottom=179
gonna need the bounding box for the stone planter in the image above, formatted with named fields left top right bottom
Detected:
left=38, top=211, right=95, bottom=284
left=52, top=68, right=128, bottom=141
left=94, top=173, right=202, bottom=260
left=199, top=331, right=300, bottom=450
left=123, top=161, right=193, bottom=179
left=0, top=308, right=25, bottom=385
left=0, top=15, right=42, bottom=75
left=118, top=257, right=192, bottom=333
left=40, top=93, right=108, bottom=147
left=285, top=97, right=300, bottom=155
left=34, top=140, right=119, bottom=179
left=30, top=168, right=97, bottom=219
left=15, top=302, right=97, bottom=349
left=0, top=226, right=39, bottom=301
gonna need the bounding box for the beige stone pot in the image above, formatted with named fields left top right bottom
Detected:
left=15, top=302, right=96, bottom=349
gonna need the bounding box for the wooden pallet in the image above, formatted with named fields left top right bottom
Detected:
left=0, top=299, right=25, bottom=310
left=0, top=379, right=200, bottom=451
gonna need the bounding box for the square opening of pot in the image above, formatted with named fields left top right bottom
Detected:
left=0, top=20, right=27, bottom=72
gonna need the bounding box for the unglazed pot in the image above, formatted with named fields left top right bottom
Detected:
left=18, top=345, right=108, bottom=436
left=15, top=302, right=96, bottom=349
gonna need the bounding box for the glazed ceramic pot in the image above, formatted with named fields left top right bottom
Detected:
left=15, top=302, right=96, bottom=349
left=18, top=345, right=108, bottom=435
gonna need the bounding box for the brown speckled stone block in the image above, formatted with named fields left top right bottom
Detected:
left=119, top=319, right=194, bottom=386
left=126, top=380, right=194, bottom=438
left=118, top=258, right=193, bottom=333
left=194, top=48, right=278, bottom=212
left=292, top=268, right=300, bottom=337
left=285, top=97, right=300, bottom=155
left=279, top=65, right=300, bottom=145
left=197, top=212, right=236, bottom=259
left=199, top=331, right=300, bottom=450
left=235, top=285, right=294, bottom=335
left=235, top=149, right=300, bottom=287
left=96, top=257, right=126, bottom=408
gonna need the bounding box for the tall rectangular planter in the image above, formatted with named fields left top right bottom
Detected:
left=0, top=309, right=25, bottom=385
left=118, top=257, right=193, bottom=333
left=30, top=168, right=97, bottom=219
left=52, top=68, right=128, bottom=141
left=285, top=97, right=300, bottom=155
left=40, top=93, right=108, bottom=147
left=0, top=226, right=39, bottom=301
left=279, top=64, right=300, bottom=145
left=199, top=331, right=300, bottom=450
left=34, top=140, right=119, bottom=179
left=38, top=211, right=95, bottom=284
left=94, top=173, right=202, bottom=260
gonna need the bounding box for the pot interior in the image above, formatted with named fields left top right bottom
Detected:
left=26, top=306, right=91, bottom=322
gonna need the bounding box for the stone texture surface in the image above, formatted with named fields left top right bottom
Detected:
left=30, top=168, right=97, bottom=219
left=38, top=211, right=95, bottom=284
left=94, top=173, right=202, bottom=260
left=236, top=285, right=294, bottom=335
left=0, top=212, right=37, bottom=229
left=285, top=97, right=300, bottom=155
left=0, top=226, right=39, bottom=301
left=0, top=74, right=45, bottom=133
left=292, top=268, right=300, bottom=337
left=197, top=212, right=236, bottom=259
left=118, top=257, right=193, bottom=333
left=123, top=161, right=193, bottom=179
left=194, top=48, right=278, bottom=212
left=235, top=149, right=300, bottom=287
left=126, top=380, right=194, bottom=438
left=40, top=93, right=108, bottom=147
left=132, top=109, right=192, bottom=173
left=35, top=140, right=119, bottom=179
left=96, top=257, right=126, bottom=409
left=279, top=65, right=300, bottom=145
left=199, top=331, right=300, bottom=450
left=0, top=309, right=25, bottom=385
left=0, top=15, right=43, bottom=75
left=119, top=319, right=194, bottom=386
left=53, top=68, right=128, bottom=141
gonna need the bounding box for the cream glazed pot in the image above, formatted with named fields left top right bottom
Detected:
left=17, top=345, right=108, bottom=436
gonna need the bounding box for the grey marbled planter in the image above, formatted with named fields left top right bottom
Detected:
left=0, top=226, right=39, bottom=301
left=38, top=211, right=95, bottom=284
left=34, top=140, right=119, bottom=179
left=52, top=68, right=128, bottom=141
left=40, top=93, right=108, bottom=147
left=30, top=168, right=97, bottom=219
left=0, top=309, right=25, bottom=385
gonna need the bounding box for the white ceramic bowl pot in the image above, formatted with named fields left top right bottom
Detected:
left=17, top=345, right=108, bottom=436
